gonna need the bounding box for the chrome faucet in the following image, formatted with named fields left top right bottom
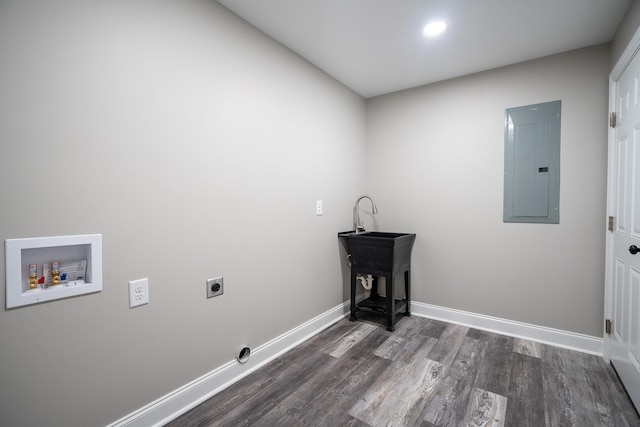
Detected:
left=353, top=195, right=379, bottom=233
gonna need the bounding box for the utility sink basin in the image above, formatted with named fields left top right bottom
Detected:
left=338, top=230, right=417, bottom=332
left=338, top=231, right=416, bottom=275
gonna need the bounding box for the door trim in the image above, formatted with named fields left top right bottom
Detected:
left=604, top=25, right=640, bottom=362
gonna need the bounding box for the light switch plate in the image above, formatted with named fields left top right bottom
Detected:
left=129, top=278, right=149, bottom=308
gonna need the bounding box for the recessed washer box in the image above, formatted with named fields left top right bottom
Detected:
left=5, top=234, right=103, bottom=308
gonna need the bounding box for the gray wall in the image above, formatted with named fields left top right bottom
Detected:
left=1, top=1, right=635, bottom=426
left=0, top=1, right=365, bottom=426
left=612, top=0, right=640, bottom=68
left=366, top=44, right=610, bottom=338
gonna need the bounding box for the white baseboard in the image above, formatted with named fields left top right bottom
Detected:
left=108, top=300, right=602, bottom=427
left=107, top=302, right=350, bottom=427
left=410, top=301, right=603, bottom=356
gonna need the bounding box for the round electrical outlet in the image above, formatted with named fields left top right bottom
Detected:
left=206, top=276, right=224, bottom=299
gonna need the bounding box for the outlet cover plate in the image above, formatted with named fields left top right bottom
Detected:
left=206, top=276, right=223, bottom=298
left=129, top=278, right=149, bottom=308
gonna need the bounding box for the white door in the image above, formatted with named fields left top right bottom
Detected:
left=608, top=39, right=640, bottom=410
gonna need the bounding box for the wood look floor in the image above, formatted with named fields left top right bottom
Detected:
left=167, top=314, right=640, bottom=427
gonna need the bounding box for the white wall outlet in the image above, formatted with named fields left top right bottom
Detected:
left=206, top=276, right=223, bottom=298
left=316, top=200, right=323, bottom=215
left=129, top=278, right=149, bottom=308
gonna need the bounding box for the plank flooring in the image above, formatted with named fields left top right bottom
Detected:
left=166, top=314, right=640, bottom=427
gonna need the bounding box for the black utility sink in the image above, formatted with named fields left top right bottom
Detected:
left=340, top=231, right=415, bottom=275
left=337, top=230, right=357, bottom=254
left=338, top=230, right=416, bottom=331
left=338, top=230, right=411, bottom=254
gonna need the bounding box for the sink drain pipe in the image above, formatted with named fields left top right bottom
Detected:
left=357, top=274, right=373, bottom=290
left=358, top=274, right=373, bottom=298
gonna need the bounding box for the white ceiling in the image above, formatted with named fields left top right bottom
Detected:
left=217, top=0, right=632, bottom=98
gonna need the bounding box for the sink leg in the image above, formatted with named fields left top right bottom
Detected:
left=385, top=274, right=395, bottom=331
left=371, top=276, right=379, bottom=298
left=350, top=269, right=358, bottom=322
left=404, top=269, right=411, bottom=316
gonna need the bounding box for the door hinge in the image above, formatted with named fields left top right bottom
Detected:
left=610, top=112, right=617, bottom=128
left=606, top=318, right=612, bottom=334
left=609, top=216, right=615, bottom=232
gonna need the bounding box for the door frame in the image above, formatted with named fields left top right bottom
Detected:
left=604, top=25, right=640, bottom=362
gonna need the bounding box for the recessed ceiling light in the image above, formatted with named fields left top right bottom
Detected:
left=423, top=21, right=447, bottom=37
